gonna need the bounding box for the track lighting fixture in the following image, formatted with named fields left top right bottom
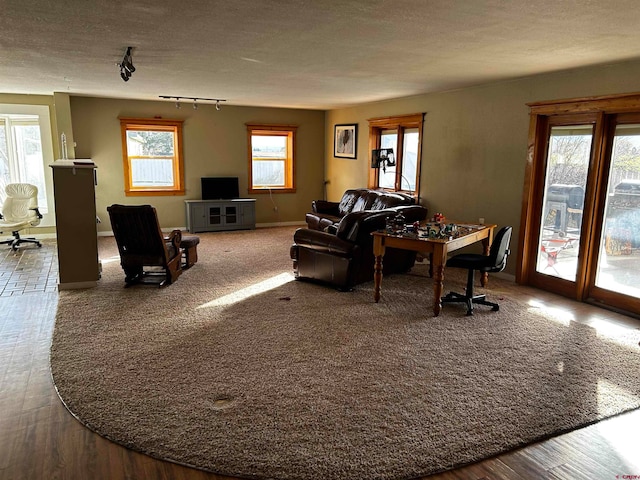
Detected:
left=118, top=47, right=135, bottom=82
left=159, top=96, right=226, bottom=111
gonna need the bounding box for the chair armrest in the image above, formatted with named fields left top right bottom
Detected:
left=312, top=200, right=340, bottom=215
left=293, top=228, right=358, bottom=257
left=164, top=229, right=182, bottom=250
left=31, top=207, right=43, bottom=219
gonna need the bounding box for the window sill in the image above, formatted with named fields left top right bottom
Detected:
left=249, top=188, right=296, bottom=194
left=125, top=190, right=186, bottom=197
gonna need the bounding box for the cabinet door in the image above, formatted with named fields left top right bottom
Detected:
left=241, top=203, right=255, bottom=227
left=224, top=205, right=238, bottom=225
left=191, top=204, right=208, bottom=231
left=208, top=206, right=223, bottom=226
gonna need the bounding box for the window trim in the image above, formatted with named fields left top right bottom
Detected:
left=119, top=117, right=185, bottom=196
left=367, top=113, right=424, bottom=201
left=0, top=113, right=49, bottom=213
left=246, top=123, right=297, bottom=194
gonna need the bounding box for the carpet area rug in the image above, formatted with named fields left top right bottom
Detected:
left=50, top=227, right=640, bottom=480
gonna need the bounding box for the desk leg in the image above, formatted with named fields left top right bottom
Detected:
left=373, top=237, right=385, bottom=303
left=374, top=255, right=383, bottom=303
left=480, top=235, right=492, bottom=287
left=432, top=244, right=446, bottom=316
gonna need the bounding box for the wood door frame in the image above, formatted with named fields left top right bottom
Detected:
left=518, top=113, right=598, bottom=299
left=517, top=92, right=640, bottom=315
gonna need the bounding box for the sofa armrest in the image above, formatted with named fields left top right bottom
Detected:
left=390, top=205, right=429, bottom=223
left=293, top=228, right=358, bottom=257
left=335, top=206, right=428, bottom=244
left=312, top=200, right=340, bottom=216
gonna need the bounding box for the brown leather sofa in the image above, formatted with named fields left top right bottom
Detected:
left=305, top=188, right=416, bottom=231
left=291, top=192, right=428, bottom=290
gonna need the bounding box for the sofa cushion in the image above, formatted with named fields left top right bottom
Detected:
left=306, top=188, right=418, bottom=231
left=371, top=191, right=414, bottom=210
left=338, top=190, right=361, bottom=215
left=351, top=194, right=370, bottom=212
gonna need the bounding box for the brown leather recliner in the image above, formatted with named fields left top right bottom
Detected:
left=291, top=204, right=428, bottom=290
left=305, top=188, right=416, bottom=231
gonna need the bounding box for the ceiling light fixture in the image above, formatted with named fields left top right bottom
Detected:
left=159, top=96, right=226, bottom=111
left=118, top=46, right=135, bottom=82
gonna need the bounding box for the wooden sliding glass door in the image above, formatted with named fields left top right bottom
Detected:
left=589, top=116, right=640, bottom=312
left=518, top=94, right=640, bottom=316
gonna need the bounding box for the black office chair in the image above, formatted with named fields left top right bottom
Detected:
left=441, top=226, right=512, bottom=316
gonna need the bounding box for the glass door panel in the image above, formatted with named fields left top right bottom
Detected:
left=536, top=126, right=592, bottom=281
left=401, top=128, right=419, bottom=191
left=594, top=124, right=640, bottom=299
left=225, top=206, right=238, bottom=224
left=208, top=207, right=222, bottom=225
left=378, top=130, right=397, bottom=189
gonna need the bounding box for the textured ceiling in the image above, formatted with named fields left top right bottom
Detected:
left=2, top=0, right=640, bottom=109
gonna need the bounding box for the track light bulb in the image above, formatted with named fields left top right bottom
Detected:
left=159, top=95, right=226, bottom=110
left=118, top=47, right=135, bottom=82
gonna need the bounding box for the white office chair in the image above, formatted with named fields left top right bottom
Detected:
left=0, top=183, right=43, bottom=250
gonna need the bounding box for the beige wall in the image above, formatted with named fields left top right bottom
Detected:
left=69, top=97, right=325, bottom=232
left=6, top=58, right=640, bottom=275
left=325, top=59, right=640, bottom=274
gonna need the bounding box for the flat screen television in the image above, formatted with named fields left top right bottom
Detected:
left=201, top=177, right=240, bottom=200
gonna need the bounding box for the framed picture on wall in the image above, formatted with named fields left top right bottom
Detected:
left=334, top=124, right=357, bottom=159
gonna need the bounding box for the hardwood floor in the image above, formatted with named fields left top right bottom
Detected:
left=1, top=241, right=639, bottom=479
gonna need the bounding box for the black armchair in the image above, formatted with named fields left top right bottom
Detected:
left=441, top=226, right=513, bottom=315
left=107, top=204, right=183, bottom=287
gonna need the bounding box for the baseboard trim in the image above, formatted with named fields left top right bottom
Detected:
left=493, top=271, right=515, bottom=282
left=15, top=232, right=58, bottom=240
left=58, top=281, right=98, bottom=290
left=96, top=222, right=305, bottom=236
left=256, top=221, right=306, bottom=228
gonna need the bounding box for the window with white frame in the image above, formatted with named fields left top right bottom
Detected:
left=0, top=115, right=48, bottom=212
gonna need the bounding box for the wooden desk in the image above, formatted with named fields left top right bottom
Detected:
left=372, top=224, right=496, bottom=316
